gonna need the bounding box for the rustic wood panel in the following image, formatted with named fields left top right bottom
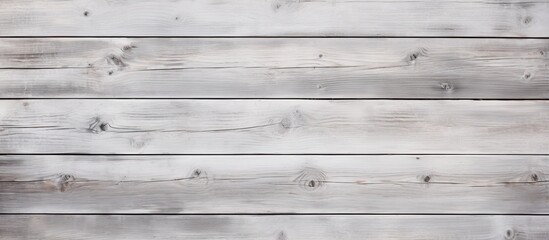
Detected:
left=0, top=38, right=548, bottom=99
left=0, top=0, right=548, bottom=37
left=2, top=215, right=549, bottom=239
left=1, top=155, right=548, bottom=213
left=1, top=100, right=549, bottom=154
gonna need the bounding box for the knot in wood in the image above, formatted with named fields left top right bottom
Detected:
left=88, top=117, right=109, bottom=134
left=187, top=169, right=209, bottom=186
left=294, top=167, right=327, bottom=191
left=440, top=82, right=454, bottom=92
left=522, top=16, right=532, bottom=25
left=418, top=174, right=432, bottom=183
left=521, top=71, right=534, bottom=82
left=279, top=109, right=304, bottom=131
left=56, top=174, right=75, bottom=192
left=530, top=173, right=539, bottom=182
left=107, top=54, right=127, bottom=68
left=277, top=231, right=288, bottom=240
left=406, top=47, right=428, bottom=63
left=505, top=229, right=515, bottom=240
left=122, top=44, right=137, bottom=51
left=191, top=169, right=203, bottom=179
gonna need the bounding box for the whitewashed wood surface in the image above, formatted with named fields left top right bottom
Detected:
left=1, top=0, right=548, bottom=239
left=1, top=100, right=548, bottom=154
left=1, top=155, right=547, bottom=214
left=0, top=38, right=547, bottom=98
left=2, top=215, right=549, bottom=240
left=0, top=0, right=548, bottom=37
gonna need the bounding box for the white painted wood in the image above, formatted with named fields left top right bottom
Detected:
left=1, top=100, right=549, bottom=154
left=1, top=155, right=548, bottom=213
left=0, top=0, right=547, bottom=37
left=2, top=215, right=549, bottom=239
left=0, top=38, right=548, bottom=99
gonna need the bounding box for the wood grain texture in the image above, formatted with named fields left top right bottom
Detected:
left=1, top=100, right=549, bottom=154
left=2, top=215, right=549, bottom=239
left=1, top=155, right=548, bottom=213
left=0, top=38, right=548, bottom=99
left=0, top=0, right=548, bottom=37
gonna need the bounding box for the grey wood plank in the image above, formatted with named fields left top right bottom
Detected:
left=0, top=38, right=548, bottom=99
left=1, top=155, right=548, bottom=213
left=1, top=100, right=549, bottom=154
left=2, top=215, right=549, bottom=239
left=0, top=0, right=547, bottom=37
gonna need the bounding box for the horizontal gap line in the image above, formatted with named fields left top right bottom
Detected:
left=0, top=153, right=547, bottom=156
left=2, top=98, right=549, bottom=101
left=0, top=36, right=548, bottom=39
left=2, top=213, right=549, bottom=216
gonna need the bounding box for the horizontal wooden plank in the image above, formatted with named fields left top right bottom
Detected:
left=1, top=100, right=549, bottom=154
left=0, top=38, right=548, bottom=99
left=0, top=0, right=548, bottom=37
left=2, top=215, right=549, bottom=239
left=1, top=155, right=548, bottom=213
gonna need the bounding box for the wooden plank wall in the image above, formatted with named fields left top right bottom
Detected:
left=0, top=0, right=548, bottom=239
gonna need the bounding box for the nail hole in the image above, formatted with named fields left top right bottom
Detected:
left=423, top=175, right=431, bottom=183
left=83, top=11, right=90, bottom=17
left=318, top=54, right=323, bottom=58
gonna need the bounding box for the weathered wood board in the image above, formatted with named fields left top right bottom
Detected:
left=1, top=0, right=548, bottom=238
left=0, top=0, right=548, bottom=37
left=0, top=38, right=548, bottom=99
left=1, top=100, right=549, bottom=154
left=1, top=155, right=547, bottom=214
left=2, top=215, right=549, bottom=240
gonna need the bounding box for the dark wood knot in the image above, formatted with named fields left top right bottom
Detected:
left=107, top=54, right=127, bottom=68
left=88, top=117, right=109, bottom=133
left=523, top=16, right=532, bottom=25
left=406, top=48, right=428, bottom=62
left=191, top=169, right=203, bottom=179
left=187, top=169, right=209, bottom=186
left=530, top=173, right=539, bottom=182
left=522, top=71, right=533, bottom=82
left=505, top=229, right=515, bottom=240
left=294, top=167, right=327, bottom=191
